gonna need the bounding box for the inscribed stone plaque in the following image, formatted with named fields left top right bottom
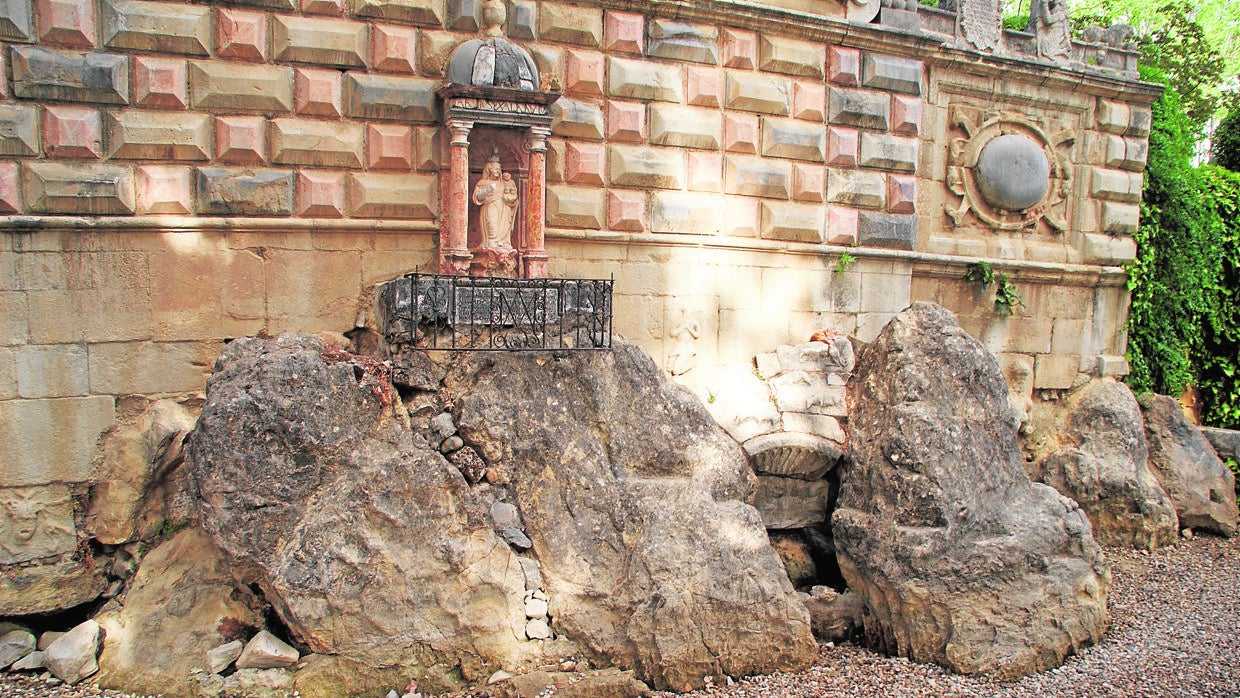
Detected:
left=959, top=0, right=1001, bottom=52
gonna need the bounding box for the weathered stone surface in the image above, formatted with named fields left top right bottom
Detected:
left=752, top=476, right=831, bottom=528
left=1100, top=201, right=1140, bottom=234
left=0, top=484, right=76, bottom=565
left=44, top=620, right=101, bottom=685
left=1033, top=380, right=1179, bottom=549
left=1202, top=427, right=1240, bottom=463
left=271, top=118, right=364, bottom=168
left=102, top=0, right=210, bottom=55
left=607, top=57, right=683, bottom=103
left=762, top=118, right=825, bottom=162
left=104, top=110, right=210, bottom=161
left=343, top=73, right=438, bottom=123
left=0, top=629, right=35, bottom=668
left=347, top=172, right=436, bottom=218
left=23, top=162, right=135, bottom=215
left=649, top=190, right=721, bottom=235
left=1105, top=135, right=1149, bottom=171
left=540, top=1, right=602, bottom=46
left=1090, top=167, right=1142, bottom=203
left=236, top=630, right=299, bottom=669
left=189, top=62, right=292, bottom=113
left=646, top=19, right=718, bottom=64
left=95, top=529, right=264, bottom=697
left=495, top=668, right=649, bottom=698
left=725, top=72, right=790, bottom=115
left=826, top=168, right=884, bottom=209
left=550, top=98, right=605, bottom=140
left=196, top=168, right=294, bottom=217
left=546, top=185, right=604, bottom=228
left=272, top=15, right=367, bottom=68
left=827, top=87, right=888, bottom=130
left=859, top=132, right=917, bottom=173
left=353, top=0, right=443, bottom=26
left=0, top=104, right=39, bottom=157
left=760, top=201, right=822, bottom=243
left=858, top=211, right=916, bottom=250
left=649, top=104, right=720, bottom=149
left=1140, top=394, right=1238, bottom=536
left=802, top=587, right=864, bottom=642
left=745, top=432, right=841, bottom=480
left=861, top=54, right=922, bottom=95
left=0, top=556, right=107, bottom=616
left=11, top=46, right=128, bottom=105
left=608, top=144, right=684, bottom=189
left=0, top=396, right=116, bottom=488
left=758, top=34, right=823, bottom=77
left=207, top=640, right=244, bottom=675
left=835, top=303, right=1110, bottom=679
left=769, top=371, right=846, bottom=416
left=0, top=0, right=33, bottom=40
left=725, top=155, right=790, bottom=198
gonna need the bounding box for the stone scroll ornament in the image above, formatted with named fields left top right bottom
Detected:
left=945, top=104, right=1074, bottom=232
left=958, top=0, right=1002, bottom=52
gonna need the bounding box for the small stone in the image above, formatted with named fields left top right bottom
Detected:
left=235, top=630, right=299, bottom=670
left=490, top=501, right=521, bottom=529
left=37, top=632, right=63, bottom=651
left=1182, top=528, right=1194, bottom=539
left=439, top=435, right=464, bottom=453
left=387, top=690, right=399, bottom=698
left=519, top=557, right=543, bottom=591
left=0, top=629, right=36, bottom=668
left=501, top=526, right=533, bottom=551
left=488, top=669, right=514, bottom=684
left=560, top=660, right=576, bottom=671
left=206, top=639, right=244, bottom=674
left=43, top=620, right=101, bottom=685
left=525, top=618, right=551, bottom=640
left=430, top=412, right=457, bottom=438
left=11, top=650, right=44, bottom=671
left=525, top=596, right=549, bottom=619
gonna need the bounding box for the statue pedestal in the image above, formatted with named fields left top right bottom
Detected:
left=470, top=246, right=520, bottom=278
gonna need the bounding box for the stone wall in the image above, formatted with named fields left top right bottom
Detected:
left=0, top=0, right=1159, bottom=608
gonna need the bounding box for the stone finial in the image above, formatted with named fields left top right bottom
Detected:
left=482, top=0, right=506, bottom=37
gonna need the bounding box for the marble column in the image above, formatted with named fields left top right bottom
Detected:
left=440, top=119, right=474, bottom=275
left=522, top=126, right=551, bottom=279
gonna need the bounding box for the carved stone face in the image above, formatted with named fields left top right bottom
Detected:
left=4, top=494, right=40, bottom=541
left=485, top=161, right=502, bottom=179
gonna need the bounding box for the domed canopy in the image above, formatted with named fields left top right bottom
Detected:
left=447, top=37, right=538, bottom=92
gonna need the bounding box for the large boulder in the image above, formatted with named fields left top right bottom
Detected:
left=1033, top=380, right=1179, bottom=548
left=1140, top=394, right=1238, bottom=536
left=833, top=303, right=1110, bottom=679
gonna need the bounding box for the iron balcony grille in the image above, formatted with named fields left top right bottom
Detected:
left=378, top=272, right=613, bottom=351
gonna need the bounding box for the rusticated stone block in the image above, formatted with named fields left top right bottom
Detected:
left=190, top=61, right=292, bottom=113
left=133, top=56, right=187, bottom=109
left=825, top=204, right=858, bottom=245
left=0, top=162, right=20, bottom=212
left=347, top=172, right=435, bottom=218
left=1105, top=135, right=1148, bottom=171
left=687, top=150, right=722, bottom=192
left=302, top=0, right=345, bottom=15
left=647, top=19, right=718, bottom=64
left=761, top=200, right=822, bottom=242
left=1081, top=232, right=1137, bottom=265
left=792, top=163, right=824, bottom=202
left=550, top=98, right=604, bottom=140
left=758, top=34, right=823, bottom=78
left=546, top=184, right=604, bottom=228
left=650, top=104, right=721, bottom=149
left=650, top=190, right=720, bottom=235
left=828, top=46, right=859, bottom=86
left=11, top=46, right=129, bottom=105
left=609, top=144, right=684, bottom=189
left=565, top=51, right=604, bottom=96
left=687, top=66, right=721, bottom=107
left=607, top=57, right=683, bottom=103
left=23, top=162, right=135, bottom=214
left=762, top=118, right=825, bottom=162
left=891, top=95, right=921, bottom=136
left=861, top=54, right=922, bottom=95
left=604, top=10, right=644, bottom=55
left=105, top=110, right=210, bottom=161
left=827, top=126, right=858, bottom=167
left=216, top=8, right=266, bottom=61
left=886, top=174, right=915, bottom=213
left=828, top=87, right=888, bottom=130
left=857, top=211, right=916, bottom=249
left=417, top=29, right=457, bottom=75
left=295, top=68, right=342, bottom=117
left=413, top=125, right=438, bottom=171
left=827, top=168, right=884, bottom=208
left=720, top=27, right=756, bottom=69
left=725, top=155, right=790, bottom=199
left=135, top=165, right=192, bottom=214
left=0, top=0, right=33, bottom=40
left=793, top=81, right=825, bottom=121
left=545, top=138, right=564, bottom=181
left=37, top=0, right=96, bottom=48
left=1096, top=100, right=1150, bottom=138
left=353, top=0, right=444, bottom=27
left=272, top=15, right=367, bottom=69
left=271, top=118, right=363, bottom=168
left=859, top=132, right=917, bottom=172
left=446, top=0, right=479, bottom=32
left=196, top=168, right=293, bottom=216
left=506, top=0, right=535, bottom=40
left=296, top=171, right=345, bottom=218
left=366, top=123, right=412, bottom=170
left=43, top=106, right=101, bottom=159
left=215, top=116, right=266, bottom=165
left=0, top=104, right=39, bottom=157
left=725, top=72, right=790, bottom=116
left=343, top=73, right=437, bottom=123
left=1090, top=167, right=1142, bottom=203
left=564, top=141, right=604, bottom=185
left=1101, top=201, right=1139, bottom=234
left=371, top=23, right=416, bottom=73
left=540, top=1, right=601, bottom=46
left=607, top=189, right=645, bottom=232
left=103, top=0, right=208, bottom=55
left=214, top=0, right=294, bottom=8
left=605, top=100, right=644, bottom=142
left=723, top=112, right=759, bottom=154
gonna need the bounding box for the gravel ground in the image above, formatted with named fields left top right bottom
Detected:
left=3, top=534, right=1237, bottom=698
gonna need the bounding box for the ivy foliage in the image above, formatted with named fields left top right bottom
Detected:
left=1126, top=66, right=1240, bottom=429
left=1213, top=108, right=1240, bottom=172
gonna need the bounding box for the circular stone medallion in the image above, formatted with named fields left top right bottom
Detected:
left=974, top=134, right=1050, bottom=211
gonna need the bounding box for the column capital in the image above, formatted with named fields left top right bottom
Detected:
left=447, top=119, right=474, bottom=146
left=525, top=126, right=551, bottom=153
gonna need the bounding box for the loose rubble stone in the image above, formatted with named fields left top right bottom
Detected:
left=236, top=631, right=299, bottom=670
left=0, top=629, right=35, bottom=668
left=207, top=640, right=244, bottom=675
left=1140, top=393, right=1238, bottom=536
left=43, top=620, right=101, bottom=685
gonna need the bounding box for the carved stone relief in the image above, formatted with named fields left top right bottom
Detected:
left=958, top=0, right=1001, bottom=52
left=0, top=485, right=76, bottom=566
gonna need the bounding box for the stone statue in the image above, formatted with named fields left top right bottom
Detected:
left=1030, top=0, right=1072, bottom=63
left=473, top=152, right=518, bottom=248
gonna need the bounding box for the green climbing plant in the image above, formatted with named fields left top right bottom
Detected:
left=834, top=252, right=857, bottom=273
left=965, top=261, right=1025, bottom=316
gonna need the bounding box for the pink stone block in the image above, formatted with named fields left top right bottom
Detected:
left=723, top=113, right=759, bottom=154
left=603, top=11, right=644, bottom=55
left=827, top=126, right=858, bottom=167
left=826, top=205, right=858, bottom=245
left=607, top=190, right=645, bottom=232
left=687, top=66, right=721, bottom=108
left=215, top=116, right=267, bottom=165
left=565, top=142, right=604, bottom=185
left=687, top=151, right=722, bottom=192
left=36, top=0, right=95, bottom=48
left=136, top=166, right=193, bottom=215
left=301, top=0, right=345, bottom=15
left=606, top=100, right=645, bottom=143
left=297, top=172, right=345, bottom=218
left=367, top=123, right=413, bottom=170
left=217, top=9, right=267, bottom=62
left=0, top=162, right=20, bottom=213
left=793, top=81, right=825, bottom=122
left=721, top=28, right=756, bottom=69
left=887, top=174, right=916, bottom=214
left=565, top=51, right=604, bottom=96
left=0, top=52, right=6, bottom=99
left=828, top=46, right=860, bottom=87
left=295, top=68, right=343, bottom=118
left=371, top=24, right=416, bottom=73
left=793, top=163, right=825, bottom=203
left=43, top=106, right=102, bottom=159
left=892, top=95, right=922, bottom=136
left=134, top=57, right=188, bottom=109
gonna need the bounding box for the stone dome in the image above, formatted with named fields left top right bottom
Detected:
left=447, top=37, right=538, bottom=91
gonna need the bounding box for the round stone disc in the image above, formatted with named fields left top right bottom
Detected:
left=974, top=134, right=1050, bottom=211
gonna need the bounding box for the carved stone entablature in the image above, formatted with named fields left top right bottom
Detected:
left=945, top=104, right=1074, bottom=233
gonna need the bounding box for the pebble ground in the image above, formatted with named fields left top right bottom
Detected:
left=3, top=534, right=1237, bottom=698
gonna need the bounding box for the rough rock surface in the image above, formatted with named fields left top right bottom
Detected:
left=43, top=620, right=101, bottom=685
left=833, top=303, right=1110, bottom=679
left=189, top=334, right=814, bottom=693
left=1034, top=380, right=1179, bottom=549
left=1140, top=394, right=1238, bottom=536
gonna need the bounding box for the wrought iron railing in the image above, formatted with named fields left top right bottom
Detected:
left=377, top=272, right=613, bottom=351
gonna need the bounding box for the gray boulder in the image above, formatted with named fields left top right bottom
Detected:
left=0, top=628, right=35, bottom=668
left=1140, top=394, right=1238, bottom=536
left=44, top=619, right=101, bottom=685
left=834, top=303, right=1110, bottom=679
left=1035, top=380, right=1179, bottom=549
